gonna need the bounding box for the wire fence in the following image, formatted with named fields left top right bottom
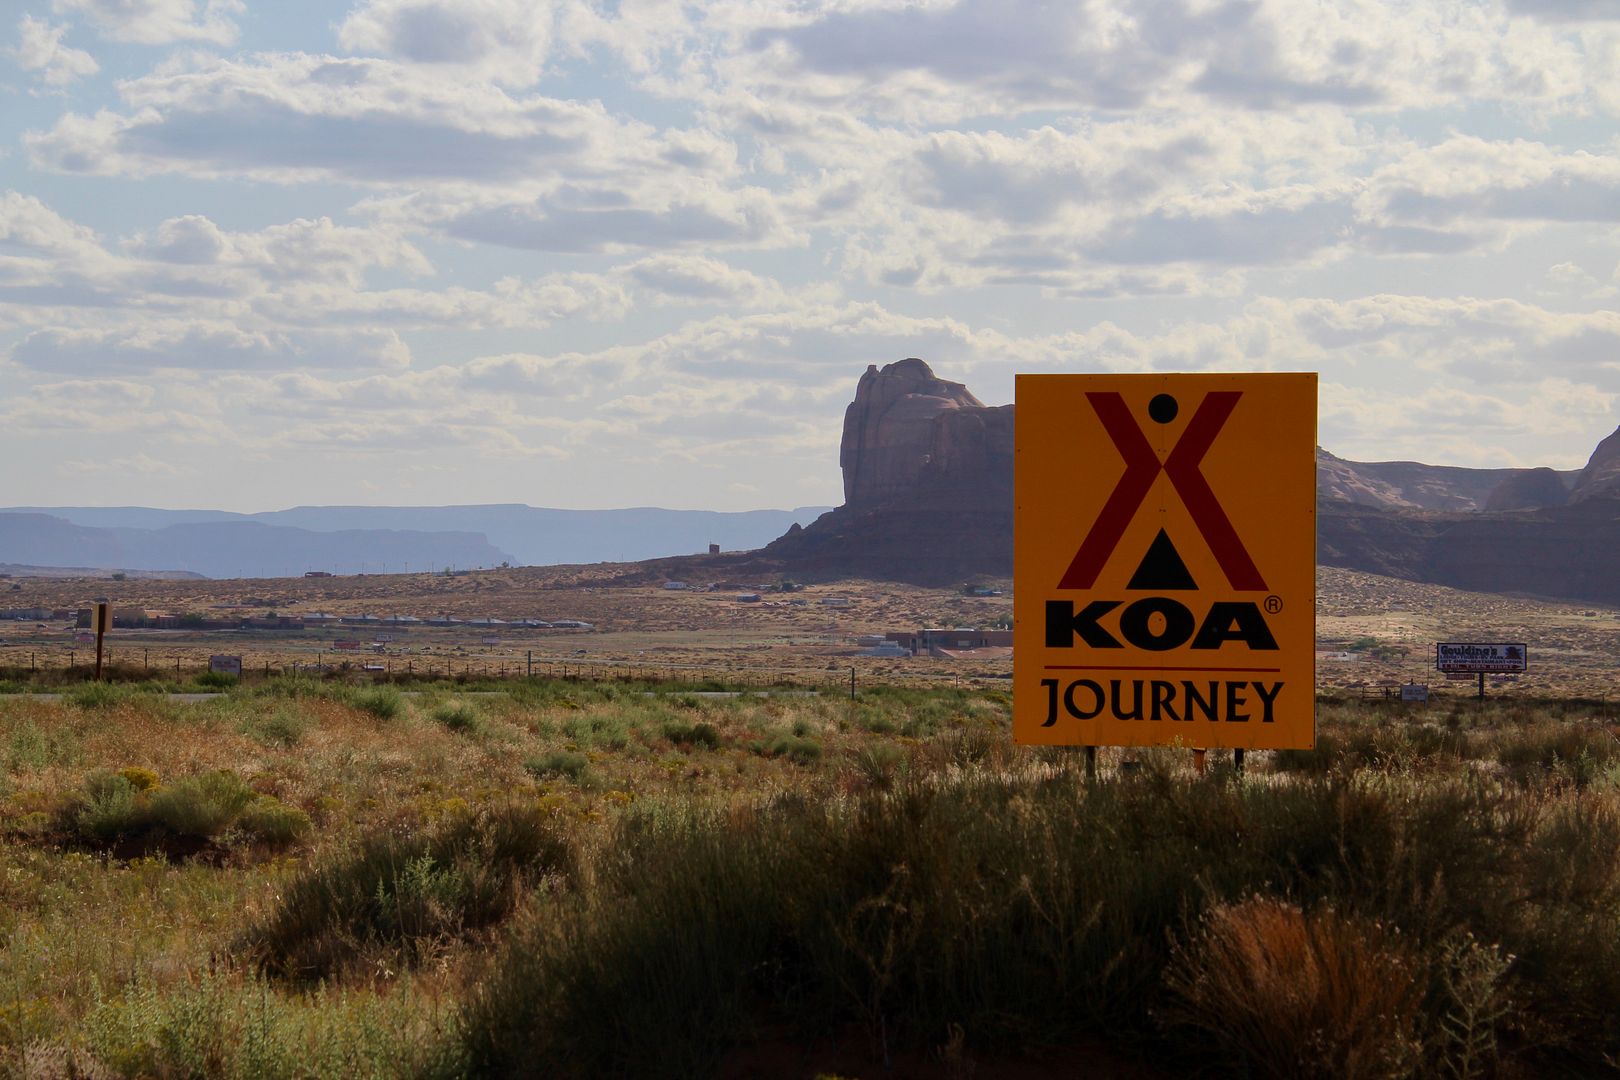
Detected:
left=0, top=644, right=1010, bottom=695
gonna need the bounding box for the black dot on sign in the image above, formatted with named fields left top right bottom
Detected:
left=1148, top=394, right=1178, bottom=424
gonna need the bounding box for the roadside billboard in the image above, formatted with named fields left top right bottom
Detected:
left=1435, top=643, right=1528, bottom=673
left=1014, top=373, right=1317, bottom=749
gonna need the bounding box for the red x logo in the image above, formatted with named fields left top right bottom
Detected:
left=1058, top=391, right=1266, bottom=591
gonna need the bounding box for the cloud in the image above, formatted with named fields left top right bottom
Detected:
left=623, top=254, right=788, bottom=304
left=440, top=188, right=785, bottom=253
left=719, top=0, right=1598, bottom=121
left=0, top=190, right=105, bottom=258
left=905, top=125, right=1216, bottom=226
left=26, top=54, right=623, bottom=183
left=51, top=0, right=242, bottom=46
left=24, top=52, right=787, bottom=256
left=1087, top=192, right=1355, bottom=266
left=11, top=16, right=99, bottom=88
left=128, top=215, right=432, bottom=286
left=1365, top=136, right=1620, bottom=227
left=1506, top=0, right=1620, bottom=23
left=58, top=451, right=186, bottom=477
left=12, top=323, right=412, bottom=373
left=337, top=0, right=560, bottom=87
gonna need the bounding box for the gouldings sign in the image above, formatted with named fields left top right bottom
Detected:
left=1014, top=373, right=1317, bottom=749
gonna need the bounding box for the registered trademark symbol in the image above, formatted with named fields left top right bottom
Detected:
left=1264, top=595, right=1283, bottom=614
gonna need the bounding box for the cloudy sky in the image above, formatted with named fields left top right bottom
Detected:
left=3, top=0, right=1618, bottom=513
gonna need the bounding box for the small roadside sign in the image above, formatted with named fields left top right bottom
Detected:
left=209, top=655, right=243, bottom=677
left=1401, top=684, right=1429, bottom=703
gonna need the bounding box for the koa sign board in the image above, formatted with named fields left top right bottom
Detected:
left=1014, top=373, right=1317, bottom=749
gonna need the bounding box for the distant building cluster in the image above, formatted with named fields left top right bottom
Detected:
left=872, top=628, right=1013, bottom=658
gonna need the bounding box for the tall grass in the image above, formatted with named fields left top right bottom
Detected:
left=243, top=803, right=574, bottom=982
left=459, top=766, right=1620, bottom=1078
left=72, top=972, right=460, bottom=1079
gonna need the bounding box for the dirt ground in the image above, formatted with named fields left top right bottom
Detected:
left=2, top=564, right=1616, bottom=698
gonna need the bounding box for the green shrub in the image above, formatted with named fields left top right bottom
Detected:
left=1273, top=731, right=1343, bottom=773
left=525, top=751, right=590, bottom=782
left=240, top=706, right=310, bottom=747
left=351, top=686, right=404, bottom=721
left=193, top=670, right=239, bottom=690
left=857, top=713, right=898, bottom=735
left=767, top=734, right=821, bottom=764
left=662, top=721, right=721, bottom=750
left=432, top=700, right=484, bottom=735
left=4, top=720, right=81, bottom=770
left=237, top=797, right=312, bottom=847
left=67, top=682, right=126, bottom=710
left=1495, top=723, right=1618, bottom=788
left=79, top=972, right=461, bottom=1079
left=849, top=744, right=907, bottom=790
left=75, top=771, right=148, bottom=841
left=242, top=804, right=573, bottom=981
left=560, top=714, right=629, bottom=750
left=149, top=770, right=256, bottom=838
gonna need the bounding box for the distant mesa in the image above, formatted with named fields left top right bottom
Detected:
left=1483, top=467, right=1569, bottom=512
left=840, top=358, right=1010, bottom=509
left=1570, top=425, right=1620, bottom=502
left=1315, top=449, right=1579, bottom=512
left=762, top=358, right=1015, bottom=584
left=746, top=359, right=1620, bottom=604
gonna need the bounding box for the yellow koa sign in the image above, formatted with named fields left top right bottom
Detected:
left=1014, top=373, right=1317, bottom=749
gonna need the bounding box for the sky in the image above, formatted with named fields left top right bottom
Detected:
left=2, top=0, right=1619, bottom=514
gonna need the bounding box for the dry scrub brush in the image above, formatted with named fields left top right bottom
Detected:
left=1162, top=897, right=1422, bottom=1079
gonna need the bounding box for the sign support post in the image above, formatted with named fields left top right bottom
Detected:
left=92, top=602, right=110, bottom=682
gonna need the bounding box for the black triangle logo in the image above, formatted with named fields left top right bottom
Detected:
left=1127, top=529, right=1197, bottom=590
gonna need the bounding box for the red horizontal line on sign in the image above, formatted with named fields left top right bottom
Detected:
left=1043, top=665, right=1283, bottom=673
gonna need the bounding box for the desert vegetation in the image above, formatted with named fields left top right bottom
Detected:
left=0, top=675, right=1617, bottom=1077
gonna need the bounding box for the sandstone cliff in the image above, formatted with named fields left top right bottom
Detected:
left=1570, top=426, right=1620, bottom=502
left=841, top=358, right=988, bottom=506
left=765, top=358, right=1014, bottom=583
